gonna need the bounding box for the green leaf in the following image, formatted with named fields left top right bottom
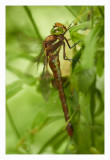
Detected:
left=81, top=26, right=102, bottom=69
left=96, top=52, right=104, bottom=76
left=71, top=47, right=83, bottom=72
left=72, top=69, right=95, bottom=92
left=74, top=91, right=92, bottom=154
left=70, top=22, right=91, bottom=34
left=79, top=91, right=92, bottom=123
left=6, top=81, right=23, bottom=100
left=6, top=78, right=37, bottom=100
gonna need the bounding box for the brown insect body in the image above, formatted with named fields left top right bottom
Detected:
left=43, top=30, right=73, bottom=136
left=43, top=34, right=64, bottom=56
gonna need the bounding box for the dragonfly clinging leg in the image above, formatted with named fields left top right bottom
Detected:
left=63, top=40, right=81, bottom=61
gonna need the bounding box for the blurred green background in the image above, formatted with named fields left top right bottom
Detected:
left=6, top=6, right=104, bottom=154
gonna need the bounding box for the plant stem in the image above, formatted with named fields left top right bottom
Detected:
left=90, top=78, right=96, bottom=146
left=65, top=6, right=82, bottom=23
left=6, top=103, right=20, bottom=138
left=98, top=6, right=104, bottom=18
left=91, top=7, right=93, bottom=29
left=24, top=6, right=43, bottom=41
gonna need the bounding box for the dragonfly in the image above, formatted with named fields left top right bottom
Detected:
left=41, top=22, right=81, bottom=137
left=18, top=21, right=81, bottom=137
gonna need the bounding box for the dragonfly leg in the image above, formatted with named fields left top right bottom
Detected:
left=64, top=37, right=82, bottom=49
left=63, top=42, right=80, bottom=62
left=63, top=42, right=70, bottom=61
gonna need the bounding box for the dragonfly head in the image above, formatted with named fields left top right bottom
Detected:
left=51, top=23, right=67, bottom=35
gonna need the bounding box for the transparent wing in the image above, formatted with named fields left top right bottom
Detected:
left=17, top=32, right=43, bottom=54
left=36, top=47, right=45, bottom=69
left=17, top=32, right=52, bottom=100
left=39, top=56, right=52, bottom=101
left=17, top=31, right=45, bottom=75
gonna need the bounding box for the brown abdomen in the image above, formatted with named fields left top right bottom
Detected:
left=49, top=55, right=73, bottom=137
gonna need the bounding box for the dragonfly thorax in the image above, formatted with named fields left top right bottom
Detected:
left=43, top=34, right=64, bottom=56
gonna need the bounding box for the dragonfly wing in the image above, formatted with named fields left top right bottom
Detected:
left=36, top=47, right=45, bottom=69
left=17, top=32, right=43, bottom=55
left=17, top=32, right=51, bottom=100
left=17, top=32, right=45, bottom=73
left=39, top=56, right=52, bottom=101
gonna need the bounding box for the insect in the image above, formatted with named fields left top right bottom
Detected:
left=42, top=22, right=81, bottom=137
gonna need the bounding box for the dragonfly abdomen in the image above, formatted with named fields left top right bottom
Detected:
left=49, top=54, right=73, bottom=137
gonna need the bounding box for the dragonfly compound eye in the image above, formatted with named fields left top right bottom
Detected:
left=51, top=26, right=64, bottom=35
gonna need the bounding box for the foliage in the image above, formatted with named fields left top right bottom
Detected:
left=6, top=6, right=104, bottom=154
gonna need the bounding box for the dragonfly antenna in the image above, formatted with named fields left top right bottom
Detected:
left=63, top=20, right=75, bottom=35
